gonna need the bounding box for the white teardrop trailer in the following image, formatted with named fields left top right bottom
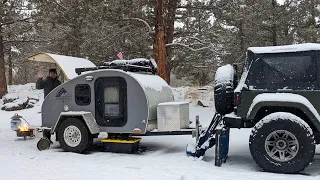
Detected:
left=24, top=53, right=228, bottom=160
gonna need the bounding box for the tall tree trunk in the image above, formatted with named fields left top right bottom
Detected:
left=0, top=28, right=8, bottom=97
left=8, top=52, right=12, bottom=85
left=154, top=0, right=168, bottom=82
left=165, top=0, right=179, bottom=84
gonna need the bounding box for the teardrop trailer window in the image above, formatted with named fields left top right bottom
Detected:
left=104, top=87, right=120, bottom=116
left=75, top=84, right=91, bottom=106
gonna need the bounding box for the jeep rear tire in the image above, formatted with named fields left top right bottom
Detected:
left=214, top=65, right=235, bottom=115
left=58, top=118, right=93, bottom=153
left=249, top=112, right=315, bottom=174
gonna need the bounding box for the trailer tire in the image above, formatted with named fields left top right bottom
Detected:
left=58, top=118, right=93, bottom=153
left=249, top=112, right=315, bottom=174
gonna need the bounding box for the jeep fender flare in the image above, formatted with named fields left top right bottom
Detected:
left=247, top=93, right=320, bottom=132
left=51, top=111, right=100, bottom=135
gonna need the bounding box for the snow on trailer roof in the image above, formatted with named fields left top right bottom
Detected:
left=125, top=71, right=169, bottom=92
left=27, top=53, right=96, bottom=80
left=248, top=43, right=320, bottom=54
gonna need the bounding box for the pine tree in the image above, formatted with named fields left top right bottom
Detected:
left=0, top=0, right=36, bottom=96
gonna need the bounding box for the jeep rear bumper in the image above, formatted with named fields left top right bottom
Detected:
left=223, top=114, right=243, bottom=128
left=223, top=113, right=256, bottom=128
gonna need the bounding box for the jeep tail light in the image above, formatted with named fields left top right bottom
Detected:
left=234, top=93, right=240, bottom=115
left=235, top=93, right=240, bottom=105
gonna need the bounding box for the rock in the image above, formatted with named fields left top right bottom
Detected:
left=197, top=100, right=211, bottom=107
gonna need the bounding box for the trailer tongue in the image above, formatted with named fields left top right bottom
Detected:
left=186, top=113, right=230, bottom=166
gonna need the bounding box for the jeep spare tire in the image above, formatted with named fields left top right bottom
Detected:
left=214, top=64, right=235, bottom=115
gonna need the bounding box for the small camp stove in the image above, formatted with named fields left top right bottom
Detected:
left=15, top=128, right=35, bottom=140
left=11, top=114, right=35, bottom=140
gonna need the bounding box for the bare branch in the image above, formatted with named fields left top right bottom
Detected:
left=19, top=25, right=34, bottom=34
left=175, top=36, right=214, bottom=46
left=52, top=0, right=68, bottom=10
left=55, top=24, right=72, bottom=32
left=0, top=17, right=32, bottom=26
left=123, top=18, right=154, bottom=34
left=166, top=42, right=226, bottom=55
left=4, top=39, right=49, bottom=44
left=166, top=43, right=211, bottom=52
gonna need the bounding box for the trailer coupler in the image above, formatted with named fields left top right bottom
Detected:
left=186, top=113, right=230, bottom=166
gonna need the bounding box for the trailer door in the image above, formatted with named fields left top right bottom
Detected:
left=95, top=77, right=127, bottom=127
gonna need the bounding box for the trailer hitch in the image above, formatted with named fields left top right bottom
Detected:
left=186, top=113, right=230, bottom=166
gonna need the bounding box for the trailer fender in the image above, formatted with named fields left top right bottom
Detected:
left=52, top=111, right=100, bottom=135
left=246, top=93, right=320, bottom=132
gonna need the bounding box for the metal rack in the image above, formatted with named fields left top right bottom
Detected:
left=76, top=59, right=158, bottom=75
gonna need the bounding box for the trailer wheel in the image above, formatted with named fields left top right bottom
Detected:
left=58, top=118, right=93, bottom=153
left=249, top=112, right=315, bottom=174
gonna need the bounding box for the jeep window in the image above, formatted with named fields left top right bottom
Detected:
left=75, top=84, right=91, bottom=106
left=250, top=54, right=317, bottom=89
left=104, top=87, right=120, bottom=116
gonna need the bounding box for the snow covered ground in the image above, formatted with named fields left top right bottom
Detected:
left=0, top=84, right=320, bottom=180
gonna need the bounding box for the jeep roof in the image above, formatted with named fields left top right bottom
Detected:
left=238, top=43, right=320, bottom=91
left=247, top=43, right=320, bottom=54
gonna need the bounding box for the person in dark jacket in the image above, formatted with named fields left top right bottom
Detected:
left=36, top=68, right=61, bottom=97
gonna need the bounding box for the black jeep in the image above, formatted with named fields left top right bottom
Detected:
left=214, top=43, right=320, bottom=174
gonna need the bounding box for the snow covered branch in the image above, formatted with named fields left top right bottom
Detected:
left=179, top=36, right=207, bottom=44
left=166, top=42, right=223, bottom=54
left=53, top=0, right=68, bottom=10
left=166, top=43, right=211, bottom=52
left=123, top=18, right=154, bottom=34
left=4, top=39, right=49, bottom=44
